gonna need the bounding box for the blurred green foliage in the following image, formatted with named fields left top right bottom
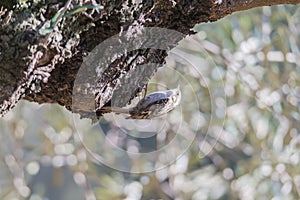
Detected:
left=0, top=4, right=300, bottom=200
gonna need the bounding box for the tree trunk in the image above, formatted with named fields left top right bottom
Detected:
left=0, top=0, right=299, bottom=121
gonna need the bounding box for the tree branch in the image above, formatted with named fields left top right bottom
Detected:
left=0, top=0, right=299, bottom=120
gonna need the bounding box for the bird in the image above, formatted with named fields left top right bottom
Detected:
left=99, top=86, right=181, bottom=119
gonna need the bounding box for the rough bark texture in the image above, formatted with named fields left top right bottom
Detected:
left=0, top=0, right=299, bottom=120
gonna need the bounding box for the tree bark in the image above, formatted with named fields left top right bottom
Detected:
left=0, top=0, right=299, bottom=120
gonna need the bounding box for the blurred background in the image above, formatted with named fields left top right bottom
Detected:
left=0, top=5, right=300, bottom=200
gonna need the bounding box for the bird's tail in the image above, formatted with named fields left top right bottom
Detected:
left=100, top=106, right=132, bottom=114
